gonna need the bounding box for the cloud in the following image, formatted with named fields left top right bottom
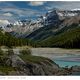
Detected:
left=45, top=2, right=80, bottom=10
left=3, top=12, right=13, bottom=17
left=59, top=2, right=80, bottom=10
left=29, top=1, right=46, bottom=6
left=0, top=7, right=43, bottom=23
left=1, top=1, right=80, bottom=23
left=0, top=20, right=10, bottom=25
left=0, top=2, right=46, bottom=23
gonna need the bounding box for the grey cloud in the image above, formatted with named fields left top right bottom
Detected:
left=29, top=1, right=46, bottom=6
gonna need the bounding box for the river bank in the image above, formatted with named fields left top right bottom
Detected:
left=0, top=47, right=80, bottom=75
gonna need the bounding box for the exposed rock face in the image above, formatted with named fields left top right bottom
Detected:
left=10, top=54, right=59, bottom=75
left=44, top=9, right=60, bottom=26
left=71, top=66, right=80, bottom=72
left=4, top=19, right=44, bottom=38
left=0, top=49, right=59, bottom=75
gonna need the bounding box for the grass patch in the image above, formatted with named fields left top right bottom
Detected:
left=0, top=66, right=15, bottom=74
left=19, top=53, right=54, bottom=65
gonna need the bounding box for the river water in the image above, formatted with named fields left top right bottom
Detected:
left=2, top=48, right=80, bottom=67
left=31, top=48, right=80, bottom=67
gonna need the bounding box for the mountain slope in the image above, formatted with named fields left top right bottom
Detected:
left=26, top=16, right=80, bottom=41
left=0, top=29, right=36, bottom=47
left=40, top=27, right=80, bottom=48
left=27, top=16, right=80, bottom=48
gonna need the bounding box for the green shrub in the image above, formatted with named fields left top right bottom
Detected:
left=20, top=48, right=31, bottom=55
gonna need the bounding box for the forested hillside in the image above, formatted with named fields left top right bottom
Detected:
left=0, top=29, right=36, bottom=47
left=39, top=27, right=80, bottom=48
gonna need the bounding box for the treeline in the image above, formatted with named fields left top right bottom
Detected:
left=0, top=30, right=37, bottom=47
left=1, top=26, right=80, bottom=48
left=39, top=27, right=80, bottom=48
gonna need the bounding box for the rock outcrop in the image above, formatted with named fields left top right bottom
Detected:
left=10, top=54, right=59, bottom=75
left=0, top=48, right=60, bottom=75
left=0, top=48, right=80, bottom=75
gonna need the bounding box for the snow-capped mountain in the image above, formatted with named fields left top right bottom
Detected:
left=25, top=9, right=80, bottom=40
left=43, top=9, right=80, bottom=26
left=0, top=20, right=10, bottom=27
left=1, top=8, right=80, bottom=37
left=3, top=18, right=44, bottom=37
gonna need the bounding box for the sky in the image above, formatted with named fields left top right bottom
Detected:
left=0, top=1, right=80, bottom=23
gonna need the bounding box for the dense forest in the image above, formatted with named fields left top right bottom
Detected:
left=38, top=27, right=80, bottom=48
left=0, top=26, right=80, bottom=48
left=0, top=29, right=36, bottom=47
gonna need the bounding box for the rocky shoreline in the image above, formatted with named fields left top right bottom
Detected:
left=0, top=47, right=80, bottom=75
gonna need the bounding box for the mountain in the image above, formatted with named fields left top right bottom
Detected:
left=24, top=9, right=80, bottom=48
left=3, top=18, right=44, bottom=38
left=26, top=9, right=80, bottom=41
left=40, top=27, right=80, bottom=48
left=1, top=8, right=80, bottom=48
left=1, top=8, right=80, bottom=38
left=0, top=9, right=79, bottom=33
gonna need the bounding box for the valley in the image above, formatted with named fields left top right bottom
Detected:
left=0, top=2, right=80, bottom=75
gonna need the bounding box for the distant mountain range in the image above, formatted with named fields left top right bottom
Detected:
left=0, top=8, right=80, bottom=35
left=0, top=8, right=80, bottom=48
left=0, top=18, right=44, bottom=37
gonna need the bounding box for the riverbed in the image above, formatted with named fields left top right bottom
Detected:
left=1, top=47, right=80, bottom=67
left=31, top=48, right=80, bottom=67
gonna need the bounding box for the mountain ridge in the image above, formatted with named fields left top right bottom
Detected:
left=1, top=8, right=80, bottom=37
left=0, top=8, right=80, bottom=48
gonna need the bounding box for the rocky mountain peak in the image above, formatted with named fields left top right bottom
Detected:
left=1, top=8, right=80, bottom=37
